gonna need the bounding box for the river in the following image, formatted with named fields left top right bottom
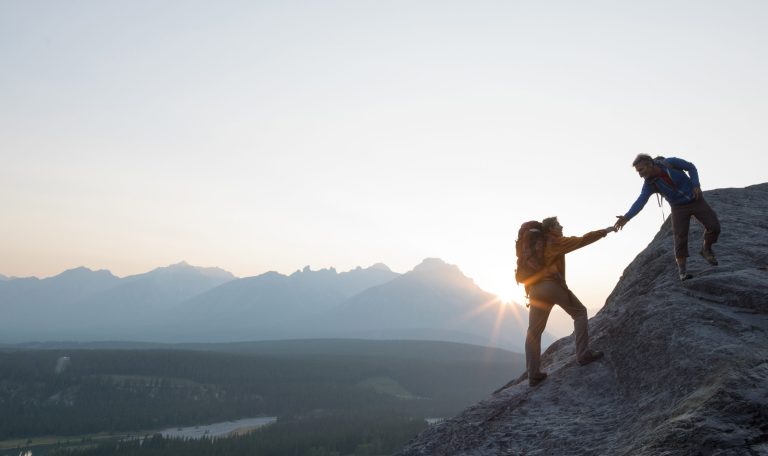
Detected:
left=158, top=416, right=277, bottom=439
left=3, top=417, right=278, bottom=456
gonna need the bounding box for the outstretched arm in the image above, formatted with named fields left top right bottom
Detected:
left=547, top=229, right=610, bottom=257
left=617, top=181, right=654, bottom=229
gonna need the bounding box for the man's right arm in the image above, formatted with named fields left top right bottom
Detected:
left=615, top=182, right=653, bottom=229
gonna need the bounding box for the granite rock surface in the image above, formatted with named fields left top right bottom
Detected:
left=398, top=183, right=768, bottom=456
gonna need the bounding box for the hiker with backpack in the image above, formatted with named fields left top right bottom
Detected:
left=517, top=217, right=614, bottom=387
left=614, top=154, right=721, bottom=281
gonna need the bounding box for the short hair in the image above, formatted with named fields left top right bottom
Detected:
left=542, top=216, right=559, bottom=232
left=632, top=154, right=653, bottom=167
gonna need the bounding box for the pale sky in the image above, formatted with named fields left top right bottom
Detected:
left=1, top=1, right=765, bottom=328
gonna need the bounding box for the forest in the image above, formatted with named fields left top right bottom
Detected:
left=0, top=340, right=524, bottom=455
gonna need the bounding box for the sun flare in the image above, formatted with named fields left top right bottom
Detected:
left=490, top=282, right=528, bottom=307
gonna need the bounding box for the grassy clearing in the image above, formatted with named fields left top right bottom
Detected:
left=357, top=376, right=421, bottom=399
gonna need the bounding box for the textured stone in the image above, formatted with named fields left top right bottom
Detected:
left=398, top=183, right=768, bottom=456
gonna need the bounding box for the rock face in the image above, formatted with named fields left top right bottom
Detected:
left=398, top=183, right=768, bottom=456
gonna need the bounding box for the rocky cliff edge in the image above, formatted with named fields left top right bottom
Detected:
left=398, top=183, right=768, bottom=456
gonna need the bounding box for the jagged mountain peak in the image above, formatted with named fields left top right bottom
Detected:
left=291, top=263, right=395, bottom=276
left=348, top=263, right=394, bottom=273
left=398, top=184, right=768, bottom=456
left=411, top=258, right=463, bottom=277
left=408, top=258, right=476, bottom=288
left=412, top=257, right=451, bottom=272
left=156, top=261, right=197, bottom=272
left=293, top=265, right=338, bottom=275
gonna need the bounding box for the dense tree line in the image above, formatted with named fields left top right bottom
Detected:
left=50, top=411, right=428, bottom=456
left=0, top=347, right=521, bottom=439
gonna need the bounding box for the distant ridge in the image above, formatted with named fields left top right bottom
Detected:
left=52, top=266, right=117, bottom=279
left=127, top=261, right=237, bottom=282
left=0, top=262, right=235, bottom=341
left=12, top=338, right=522, bottom=364
left=0, top=259, right=538, bottom=351
left=411, top=257, right=460, bottom=273
left=161, top=263, right=402, bottom=341
left=302, top=258, right=535, bottom=350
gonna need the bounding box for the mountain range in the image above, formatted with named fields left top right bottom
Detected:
left=0, top=258, right=539, bottom=351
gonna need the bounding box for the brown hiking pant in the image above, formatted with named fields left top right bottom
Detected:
left=525, top=280, right=589, bottom=376
left=671, top=197, right=721, bottom=258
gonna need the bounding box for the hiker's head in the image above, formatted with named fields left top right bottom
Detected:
left=542, top=217, right=562, bottom=235
left=632, top=154, right=655, bottom=179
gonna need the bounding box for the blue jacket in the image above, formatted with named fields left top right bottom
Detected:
left=624, top=157, right=701, bottom=220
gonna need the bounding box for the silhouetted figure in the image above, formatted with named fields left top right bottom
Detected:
left=614, top=154, right=721, bottom=281
left=525, top=217, right=612, bottom=386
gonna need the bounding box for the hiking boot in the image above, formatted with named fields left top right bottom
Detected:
left=528, top=372, right=547, bottom=387
left=578, top=350, right=604, bottom=366
left=699, top=248, right=718, bottom=266
left=679, top=272, right=693, bottom=281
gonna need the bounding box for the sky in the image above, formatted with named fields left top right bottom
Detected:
left=1, top=1, right=766, bottom=334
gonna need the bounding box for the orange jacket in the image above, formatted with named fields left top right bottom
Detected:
left=535, top=229, right=608, bottom=286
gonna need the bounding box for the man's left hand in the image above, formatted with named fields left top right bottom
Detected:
left=693, top=187, right=703, bottom=200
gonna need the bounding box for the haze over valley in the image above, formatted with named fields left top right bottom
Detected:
left=0, top=258, right=544, bottom=351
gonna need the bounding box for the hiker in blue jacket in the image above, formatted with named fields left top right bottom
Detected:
left=614, top=154, right=721, bottom=281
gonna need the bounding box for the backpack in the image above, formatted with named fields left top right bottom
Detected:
left=515, top=221, right=546, bottom=287
left=653, top=156, right=681, bottom=173
left=651, top=156, right=693, bottom=221
left=650, top=156, right=676, bottom=196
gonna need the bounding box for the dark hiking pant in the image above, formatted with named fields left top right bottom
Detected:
left=671, top=197, right=721, bottom=259
left=525, top=280, right=589, bottom=376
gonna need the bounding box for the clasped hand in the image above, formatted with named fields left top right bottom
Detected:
left=613, top=215, right=628, bottom=231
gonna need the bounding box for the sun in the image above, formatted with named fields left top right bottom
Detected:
left=488, top=281, right=528, bottom=306
left=466, top=266, right=529, bottom=307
